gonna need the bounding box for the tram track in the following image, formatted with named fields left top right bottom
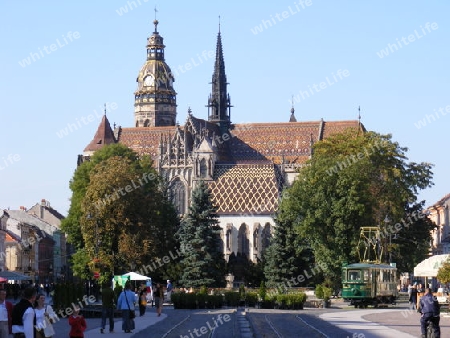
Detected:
left=246, top=310, right=352, bottom=338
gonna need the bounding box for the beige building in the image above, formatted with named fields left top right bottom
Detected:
left=427, top=194, right=450, bottom=255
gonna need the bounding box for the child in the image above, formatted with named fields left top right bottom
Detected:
left=68, top=307, right=87, bottom=338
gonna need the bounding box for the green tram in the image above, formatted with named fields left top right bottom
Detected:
left=341, top=262, right=398, bottom=308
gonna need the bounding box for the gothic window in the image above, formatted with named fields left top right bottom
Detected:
left=226, top=225, right=233, bottom=251
left=253, top=224, right=261, bottom=251
left=200, top=158, right=207, bottom=178
left=144, top=119, right=150, bottom=127
left=238, top=224, right=249, bottom=257
left=261, top=223, right=272, bottom=252
left=169, top=178, right=186, bottom=215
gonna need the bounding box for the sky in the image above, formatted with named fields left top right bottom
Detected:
left=0, top=1, right=449, bottom=216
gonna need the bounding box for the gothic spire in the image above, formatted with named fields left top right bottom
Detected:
left=289, top=96, right=297, bottom=122
left=207, top=27, right=232, bottom=132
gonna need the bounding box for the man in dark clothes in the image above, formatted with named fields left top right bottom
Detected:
left=100, top=281, right=115, bottom=334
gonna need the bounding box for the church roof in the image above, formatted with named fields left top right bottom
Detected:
left=117, top=118, right=363, bottom=164
left=209, top=163, right=283, bottom=214
left=118, top=126, right=178, bottom=157
left=83, top=115, right=116, bottom=154
left=228, top=120, right=363, bottom=164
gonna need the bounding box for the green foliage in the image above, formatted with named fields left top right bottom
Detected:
left=176, top=181, right=226, bottom=287
left=315, top=284, right=332, bottom=301
left=315, top=284, right=324, bottom=299
left=239, top=283, right=246, bottom=300
left=276, top=130, right=434, bottom=284
left=245, top=292, right=258, bottom=307
left=274, top=292, right=306, bottom=309
left=62, top=144, right=138, bottom=249
left=224, top=291, right=240, bottom=307
left=171, top=291, right=224, bottom=309
left=437, top=258, right=450, bottom=285
left=263, top=212, right=316, bottom=288
left=258, top=281, right=267, bottom=301
left=63, top=144, right=179, bottom=279
left=114, top=285, right=123, bottom=301
left=53, top=283, right=84, bottom=312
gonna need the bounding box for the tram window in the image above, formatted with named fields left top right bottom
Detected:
left=364, top=270, right=369, bottom=281
left=348, top=270, right=361, bottom=280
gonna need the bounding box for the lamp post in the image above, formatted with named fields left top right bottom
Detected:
left=384, top=215, right=391, bottom=264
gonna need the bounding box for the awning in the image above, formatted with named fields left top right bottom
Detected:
left=122, top=272, right=151, bottom=281
left=0, top=271, right=33, bottom=281
left=413, top=254, right=450, bottom=277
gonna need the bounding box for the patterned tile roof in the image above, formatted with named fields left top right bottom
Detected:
left=118, top=126, right=178, bottom=158
left=229, top=120, right=362, bottom=164
left=209, top=163, right=283, bottom=214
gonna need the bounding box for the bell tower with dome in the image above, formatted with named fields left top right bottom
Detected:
left=134, top=20, right=177, bottom=127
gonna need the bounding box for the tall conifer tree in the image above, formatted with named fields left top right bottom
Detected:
left=177, top=181, right=226, bottom=287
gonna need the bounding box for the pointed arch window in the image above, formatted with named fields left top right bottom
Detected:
left=169, top=178, right=186, bottom=215
left=225, top=224, right=233, bottom=252
left=261, top=223, right=272, bottom=252
left=238, top=223, right=249, bottom=257
left=200, top=158, right=207, bottom=178
left=253, top=224, right=261, bottom=251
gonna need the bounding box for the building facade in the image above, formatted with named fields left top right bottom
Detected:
left=427, top=194, right=450, bottom=255
left=80, top=21, right=364, bottom=263
left=0, top=203, right=68, bottom=283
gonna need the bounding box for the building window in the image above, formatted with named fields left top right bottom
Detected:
left=238, top=224, right=249, bottom=257
left=200, top=158, right=207, bottom=178
left=169, top=178, right=186, bottom=215
left=261, top=223, right=272, bottom=252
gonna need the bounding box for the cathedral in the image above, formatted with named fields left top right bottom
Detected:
left=79, top=20, right=364, bottom=264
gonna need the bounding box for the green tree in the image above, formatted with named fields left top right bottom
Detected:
left=437, top=258, right=450, bottom=285
left=279, top=130, right=433, bottom=284
left=176, top=181, right=226, bottom=287
left=264, top=214, right=316, bottom=288
left=64, top=144, right=179, bottom=279
left=61, top=144, right=137, bottom=249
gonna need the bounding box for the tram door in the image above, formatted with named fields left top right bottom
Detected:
left=371, top=269, right=378, bottom=298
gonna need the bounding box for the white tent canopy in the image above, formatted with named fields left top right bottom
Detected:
left=413, top=254, right=450, bottom=277
left=122, top=271, right=151, bottom=281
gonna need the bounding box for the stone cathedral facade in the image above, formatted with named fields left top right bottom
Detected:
left=79, top=20, right=364, bottom=264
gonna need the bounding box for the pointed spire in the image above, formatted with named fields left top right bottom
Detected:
left=289, top=96, right=297, bottom=122
left=83, top=115, right=116, bottom=154
left=207, top=24, right=232, bottom=132
left=153, top=6, right=159, bottom=33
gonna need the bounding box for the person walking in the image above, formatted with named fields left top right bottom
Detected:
left=0, top=289, right=13, bottom=338
left=100, top=281, right=115, bottom=334
left=409, top=284, right=418, bottom=310
left=116, top=281, right=135, bottom=333
left=11, top=287, right=36, bottom=338
left=154, top=283, right=164, bottom=317
left=166, top=280, right=173, bottom=304
left=68, top=307, right=86, bottom=338
left=138, top=285, right=147, bottom=317
left=34, top=293, right=56, bottom=338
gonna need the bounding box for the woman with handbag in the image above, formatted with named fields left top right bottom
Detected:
left=34, top=294, right=56, bottom=338
left=116, top=282, right=136, bottom=333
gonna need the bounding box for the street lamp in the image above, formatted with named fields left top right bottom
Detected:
left=384, top=215, right=391, bottom=264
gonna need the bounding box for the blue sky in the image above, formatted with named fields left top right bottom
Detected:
left=0, top=1, right=448, bottom=215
